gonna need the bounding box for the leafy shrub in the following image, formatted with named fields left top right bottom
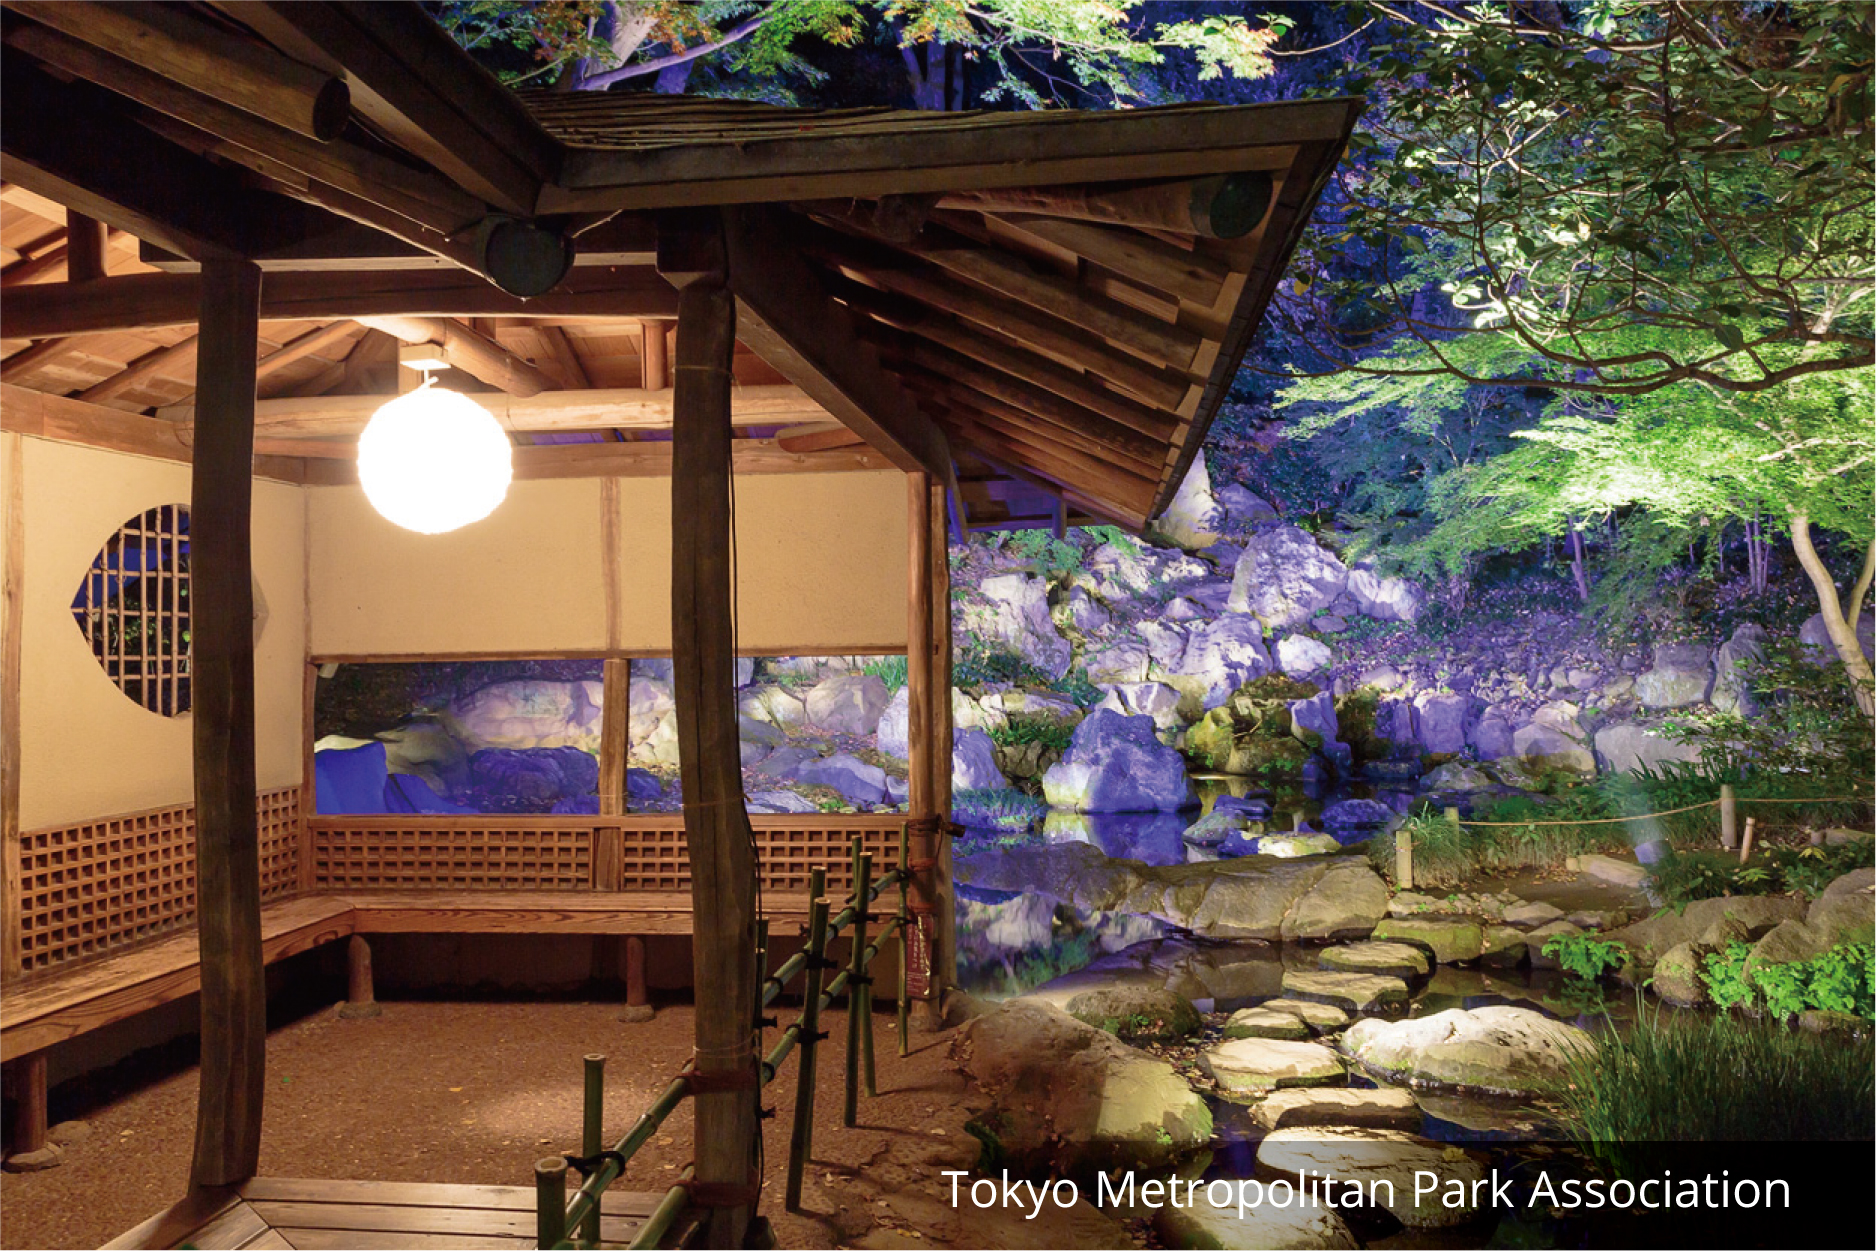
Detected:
left=859, top=655, right=909, bottom=694
left=1701, top=941, right=1876, bottom=1021
left=988, top=720, right=1073, bottom=754
left=1558, top=1006, right=1875, bottom=1155
left=1544, top=934, right=1630, bottom=982
left=1650, top=840, right=1874, bottom=907
left=1050, top=665, right=1102, bottom=707
left=954, top=642, right=1055, bottom=690
left=953, top=787, right=1048, bottom=832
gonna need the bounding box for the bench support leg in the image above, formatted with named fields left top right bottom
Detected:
left=3, top=1053, right=58, bottom=1172
left=337, top=935, right=382, bottom=1019
left=620, top=935, right=653, bottom=1023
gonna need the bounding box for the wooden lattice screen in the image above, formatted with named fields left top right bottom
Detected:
left=309, top=818, right=593, bottom=890
left=71, top=504, right=191, bottom=717
left=14, top=787, right=301, bottom=973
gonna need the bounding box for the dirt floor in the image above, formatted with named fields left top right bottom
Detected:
left=0, top=997, right=1132, bottom=1251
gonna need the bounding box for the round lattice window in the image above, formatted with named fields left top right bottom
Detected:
left=72, top=504, right=193, bottom=716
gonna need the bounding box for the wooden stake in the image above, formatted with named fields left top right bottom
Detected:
left=844, top=843, right=872, bottom=1128
left=785, top=871, right=829, bottom=1213
left=621, top=935, right=652, bottom=1024
left=1719, top=783, right=1738, bottom=851
left=664, top=218, right=758, bottom=1248
left=188, top=259, right=266, bottom=1189
left=337, top=935, right=381, bottom=1019
left=1738, top=816, right=1757, bottom=866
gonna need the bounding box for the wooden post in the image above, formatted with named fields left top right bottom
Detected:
left=3, top=1054, right=55, bottom=1171
left=620, top=935, right=653, bottom=1023
left=337, top=935, right=381, bottom=1019
left=663, top=217, right=758, bottom=1248
left=65, top=210, right=107, bottom=283
left=1397, top=823, right=1415, bottom=892
left=1738, top=816, right=1757, bottom=866
left=1, top=430, right=23, bottom=983
left=844, top=841, right=871, bottom=1128
left=927, top=479, right=956, bottom=1006
left=1719, top=783, right=1738, bottom=851
left=595, top=656, right=628, bottom=900
left=785, top=871, right=829, bottom=1212
left=904, top=473, right=939, bottom=1030
left=189, top=258, right=265, bottom=1190
left=640, top=319, right=668, bottom=390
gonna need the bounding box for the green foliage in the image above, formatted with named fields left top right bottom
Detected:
left=1050, top=665, right=1102, bottom=707
left=987, top=719, right=1072, bottom=755
left=1544, top=934, right=1630, bottom=983
left=1649, top=840, right=1874, bottom=908
left=1558, top=1006, right=1875, bottom=1157
left=1004, top=529, right=1084, bottom=579
left=858, top=655, right=909, bottom=694
left=952, top=641, right=1052, bottom=690
left=1701, top=941, right=1876, bottom=1021
left=952, top=786, right=1047, bottom=832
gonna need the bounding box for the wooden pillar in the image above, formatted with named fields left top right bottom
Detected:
left=640, top=319, right=668, bottom=390
left=620, top=934, right=653, bottom=1023
left=926, top=478, right=956, bottom=1003
left=64, top=211, right=107, bottom=283
left=337, top=936, right=382, bottom=1019
left=188, top=258, right=266, bottom=1189
left=3, top=1054, right=54, bottom=1170
left=1, top=430, right=23, bottom=983
left=906, top=474, right=940, bottom=1029
left=663, top=217, right=758, bottom=1247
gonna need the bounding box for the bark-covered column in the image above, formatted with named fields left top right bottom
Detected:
left=189, top=258, right=265, bottom=1188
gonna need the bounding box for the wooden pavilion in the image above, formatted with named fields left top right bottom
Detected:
left=0, top=3, right=1358, bottom=1245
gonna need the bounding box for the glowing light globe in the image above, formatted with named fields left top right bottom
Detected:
left=357, top=382, right=513, bottom=534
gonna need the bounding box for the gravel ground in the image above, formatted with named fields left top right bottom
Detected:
left=1, top=998, right=1130, bottom=1250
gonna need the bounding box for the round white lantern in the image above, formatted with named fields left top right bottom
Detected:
left=357, top=380, right=513, bottom=534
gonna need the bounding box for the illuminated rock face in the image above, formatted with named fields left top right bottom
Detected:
left=1227, top=525, right=1348, bottom=627
left=1042, top=710, right=1195, bottom=813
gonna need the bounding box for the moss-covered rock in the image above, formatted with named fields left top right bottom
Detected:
left=1372, top=917, right=1485, bottom=964
left=1222, top=1006, right=1311, bottom=1040
left=1066, top=985, right=1203, bottom=1043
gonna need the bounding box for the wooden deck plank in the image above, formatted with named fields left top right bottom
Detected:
left=246, top=1200, right=641, bottom=1240
left=236, top=1231, right=295, bottom=1250
left=277, top=1232, right=529, bottom=1250
left=102, top=1186, right=242, bottom=1249
left=184, top=1200, right=271, bottom=1250
left=238, top=1175, right=660, bottom=1216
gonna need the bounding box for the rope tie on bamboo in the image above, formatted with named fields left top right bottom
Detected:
left=905, top=815, right=944, bottom=836
left=562, top=1149, right=627, bottom=1179
left=679, top=1177, right=763, bottom=1208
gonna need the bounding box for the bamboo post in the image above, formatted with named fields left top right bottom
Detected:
left=188, top=258, right=265, bottom=1189
left=786, top=870, right=830, bottom=1212
left=897, top=827, right=911, bottom=1058
left=662, top=218, right=758, bottom=1247
left=579, top=1055, right=605, bottom=1247
left=1738, top=816, right=1757, bottom=866
left=844, top=842, right=872, bottom=1127
left=1396, top=824, right=1415, bottom=891
left=1719, top=783, right=1738, bottom=850
left=535, top=1156, right=568, bottom=1250
left=337, top=935, right=381, bottom=1019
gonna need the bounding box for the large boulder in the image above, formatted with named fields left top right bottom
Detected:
left=1228, top=526, right=1348, bottom=628
left=1412, top=691, right=1473, bottom=755
left=1345, top=563, right=1422, bottom=623
left=1744, top=869, right=1875, bottom=976
left=953, top=999, right=1212, bottom=1173
left=447, top=679, right=604, bottom=752
left=1043, top=710, right=1196, bottom=812
left=467, top=746, right=598, bottom=807
left=1083, top=638, right=1151, bottom=685
left=1593, top=722, right=1702, bottom=777
left=1062, top=585, right=1110, bottom=634
left=1468, top=706, right=1516, bottom=760
left=1096, top=682, right=1185, bottom=734
left=1167, top=617, right=1272, bottom=710
left=1634, top=643, right=1713, bottom=708
left=1339, top=1005, right=1592, bottom=1097
left=975, top=573, right=1073, bottom=679
left=875, top=686, right=910, bottom=758
left=1799, top=611, right=1875, bottom=666
left=1510, top=702, right=1596, bottom=777
left=1151, top=455, right=1224, bottom=550
left=1257, top=1128, right=1486, bottom=1229
left=1277, top=634, right=1334, bottom=677
left=1215, top=482, right=1280, bottom=529
left=1712, top=622, right=1768, bottom=716
left=1291, top=691, right=1353, bottom=773
left=951, top=728, right=1006, bottom=792
left=805, top=673, right=890, bottom=735
left=1065, top=985, right=1202, bottom=1043
left=1603, top=894, right=1806, bottom=963
left=793, top=752, right=887, bottom=806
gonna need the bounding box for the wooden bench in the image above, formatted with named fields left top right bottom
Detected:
left=1, top=889, right=813, bottom=1165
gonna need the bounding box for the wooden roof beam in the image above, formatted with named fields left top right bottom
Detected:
left=292, top=437, right=894, bottom=485
left=975, top=212, right=1231, bottom=307
left=353, top=315, right=552, bottom=397
left=0, top=49, right=323, bottom=262
left=714, top=205, right=954, bottom=491
left=223, top=2, right=559, bottom=217
left=76, top=334, right=201, bottom=405
left=2, top=269, right=679, bottom=339
left=798, top=225, right=1189, bottom=409
left=938, top=173, right=1274, bottom=240
left=155, top=384, right=832, bottom=439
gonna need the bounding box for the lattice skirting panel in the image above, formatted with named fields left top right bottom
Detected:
left=15, top=787, right=302, bottom=973
left=309, top=821, right=593, bottom=890
left=602, top=815, right=903, bottom=894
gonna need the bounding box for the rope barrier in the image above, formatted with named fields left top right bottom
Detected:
left=1450, top=794, right=1869, bottom=828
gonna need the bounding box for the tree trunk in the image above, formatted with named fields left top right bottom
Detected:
left=1566, top=521, right=1590, bottom=602
left=1789, top=512, right=1875, bottom=717
left=901, top=41, right=960, bottom=111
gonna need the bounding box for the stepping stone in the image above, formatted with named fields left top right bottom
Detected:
left=1260, top=997, right=1351, bottom=1033
left=1340, top=1005, right=1592, bottom=1097
left=1372, top=917, right=1484, bottom=963
left=1503, top=900, right=1565, bottom=927
left=1251, top=1086, right=1421, bottom=1132
left=1319, top=940, right=1430, bottom=978
left=1223, top=1006, right=1310, bottom=1041
left=1, top=1143, right=61, bottom=1172
left=1574, top=853, right=1648, bottom=888
left=1156, top=1187, right=1357, bottom=1250
left=1257, top=1126, right=1487, bottom=1229
left=1200, top=1038, right=1345, bottom=1092
left=1479, top=925, right=1527, bottom=968
left=1281, top=970, right=1409, bottom=1014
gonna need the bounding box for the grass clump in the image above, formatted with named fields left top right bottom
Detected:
left=989, top=719, right=1074, bottom=755
left=1558, top=1008, right=1874, bottom=1155
left=858, top=655, right=909, bottom=694
left=953, top=787, right=1048, bottom=832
